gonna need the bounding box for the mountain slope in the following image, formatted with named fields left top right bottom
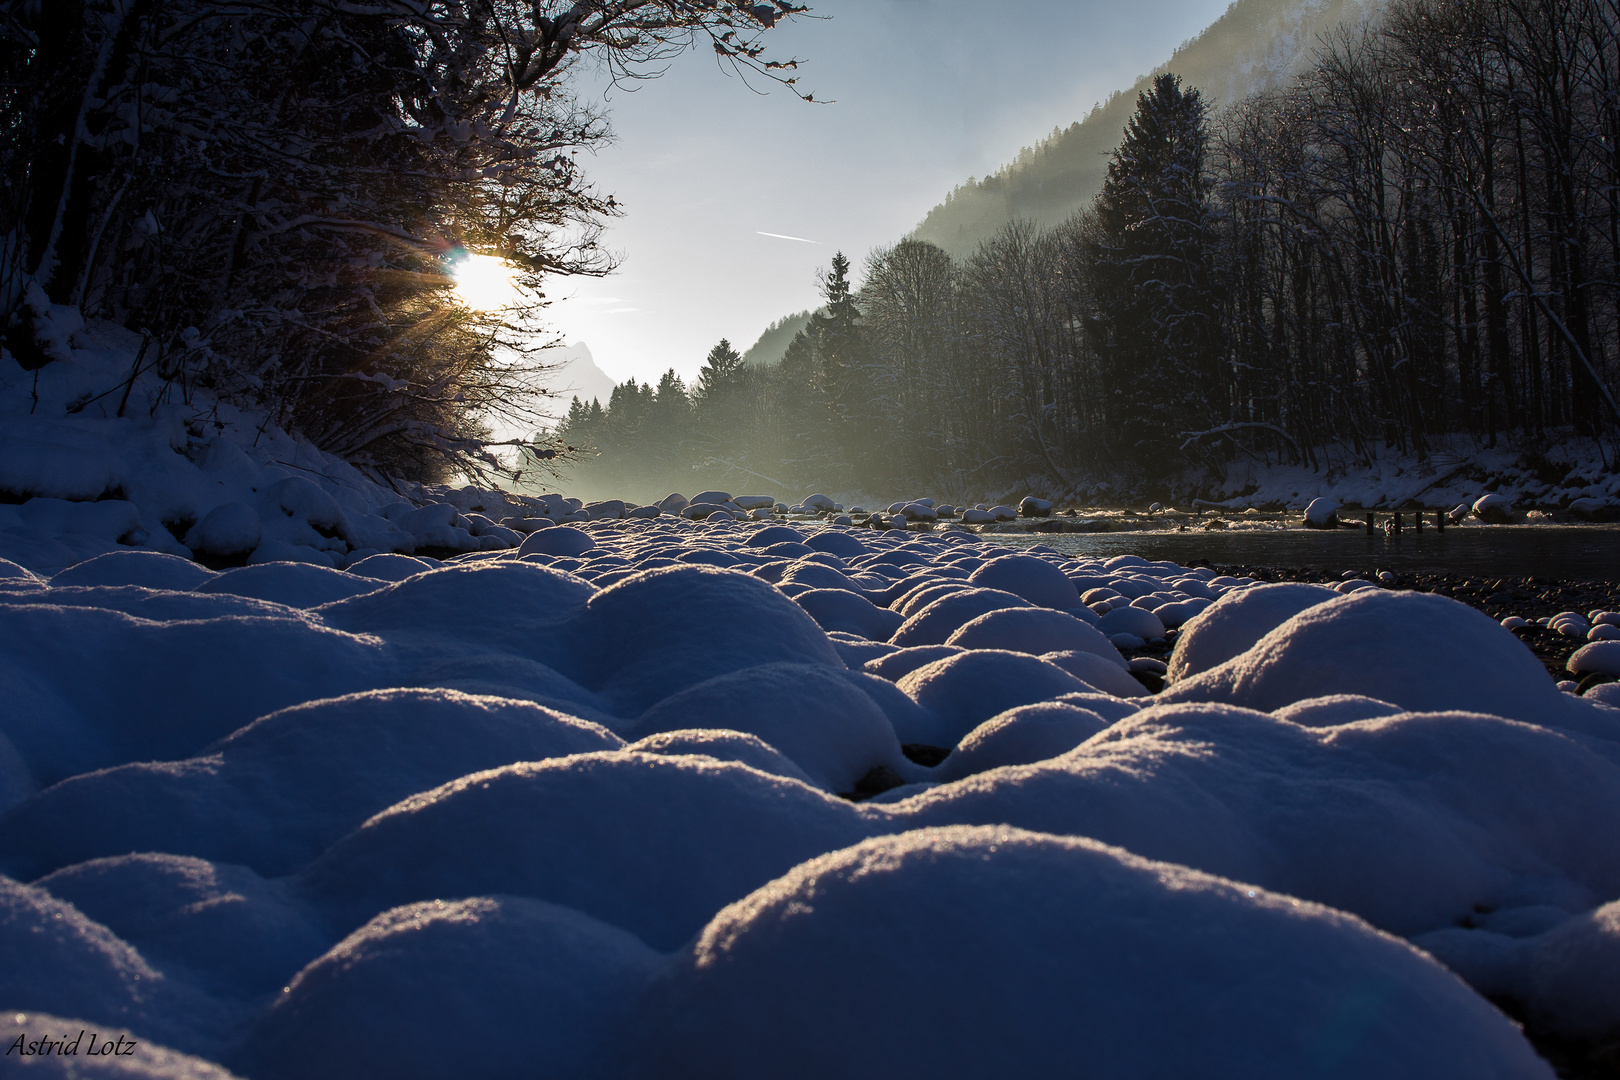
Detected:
left=910, top=0, right=1383, bottom=257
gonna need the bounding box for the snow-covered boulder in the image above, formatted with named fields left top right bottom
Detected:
left=1167, top=582, right=1338, bottom=683
left=616, top=826, right=1552, bottom=1079
left=1018, top=496, right=1052, bottom=517
left=895, top=650, right=1096, bottom=745
left=966, top=554, right=1077, bottom=608
left=1303, top=497, right=1340, bottom=528
left=1473, top=492, right=1515, bottom=523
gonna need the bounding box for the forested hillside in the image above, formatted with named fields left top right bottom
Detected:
left=912, top=0, right=1381, bottom=257
left=554, top=0, right=1620, bottom=505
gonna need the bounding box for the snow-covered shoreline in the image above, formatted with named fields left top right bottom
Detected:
left=7, top=320, right=1620, bottom=1077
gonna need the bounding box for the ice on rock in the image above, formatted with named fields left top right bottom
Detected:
left=965, top=554, right=1077, bottom=608
left=0, top=1012, right=246, bottom=1079
left=627, top=730, right=817, bottom=787
left=233, top=896, right=660, bottom=1080
left=896, top=650, right=1097, bottom=746
left=194, top=561, right=383, bottom=607
left=791, top=588, right=903, bottom=640
left=936, top=702, right=1111, bottom=781
left=50, top=550, right=216, bottom=591
left=36, top=854, right=332, bottom=999
left=0, top=604, right=395, bottom=784
left=616, top=826, right=1552, bottom=1080
left=569, top=566, right=841, bottom=716
left=946, top=606, right=1124, bottom=663
left=624, top=663, right=911, bottom=792
left=298, top=752, right=870, bottom=950
left=0, top=689, right=621, bottom=879
left=894, top=703, right=1620, bottom=936
left=1160, top=590, right=1598, bottom=732
left=1166, top=582, right=1340, bottom=684
left=889, top=587, right=1034, bottom=647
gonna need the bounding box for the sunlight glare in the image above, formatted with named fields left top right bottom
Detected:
left=452, top=252, right=521, bottom=311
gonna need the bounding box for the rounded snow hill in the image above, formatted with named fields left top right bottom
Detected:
left=792, top=588, right=902, bottom=641
left=234, top=896, right=660, bottom=1080
left=1159, top=589, right=1590, bottom=729
left=966, top=554, right=1077, bottom=608
left=625, top=663, right=911, bottom=793
left=892, top=702, right=1620, bottom=937
left=1168, top=582, right=1339, bottom=683
left=897, top=650, right=1096, bottom=746
left=0, top=603, right=396, bottom=785
left=627, top=729, right=816, bottom=787
left=568, top=565, right=841, bottom=716
left=617, top=826, right=1552, bottom=1080
left=0, top=688, right=621, bottom=879
left=946, top=606, right=1121, bottom=662
left=0, top=1012, right=246, bottom=1079
left=36, top=853, right=333, bottom=999
left=890, top=587, right=1034, bottom=647
left=298, top=752, right=870, bottom=950
left=196, top=561, right=384, bottom=607
left=50, top=549, right=216, bottom=591
left=517, top=525, right=595, bottom=558
left=315, top=560, right=595, bottom=672
left=936, top=702, right=1111, bottom=781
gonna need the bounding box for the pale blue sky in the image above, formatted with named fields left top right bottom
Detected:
left=544, top=0, right=1236, bottom=392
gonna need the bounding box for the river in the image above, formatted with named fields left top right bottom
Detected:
left=985, top=521, right=1620, bottom=581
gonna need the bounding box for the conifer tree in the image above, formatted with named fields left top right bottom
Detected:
left=1087, top=72, right=1225, bottom=476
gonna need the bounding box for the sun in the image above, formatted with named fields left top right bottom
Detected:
left=451, top=252, right=521, bottom=311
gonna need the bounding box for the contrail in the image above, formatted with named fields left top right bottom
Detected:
left=757, top=231, right=822, bottom=245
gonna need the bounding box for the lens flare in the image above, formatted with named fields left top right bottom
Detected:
left=451, top=252, right=520, bottom=311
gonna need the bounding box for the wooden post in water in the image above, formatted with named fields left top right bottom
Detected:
left=1415, top=510, right=1422, bottom=533
left=1392, top=512, right=1402, bottom=534
left=1365, top=512, right=1374, bottom=535
left=1436, top=511, right=1445, bottom=532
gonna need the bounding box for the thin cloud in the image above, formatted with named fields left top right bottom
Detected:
left=757, top=231, right=823, bottom=245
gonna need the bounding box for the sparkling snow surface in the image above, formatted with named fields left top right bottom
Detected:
left=3, top=515, right=1619, bottom=1078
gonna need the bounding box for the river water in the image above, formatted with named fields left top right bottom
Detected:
left=985, top=521, right=1620, bottom=581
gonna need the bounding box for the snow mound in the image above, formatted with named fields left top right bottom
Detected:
left=1159, top=590, right=1587, bottom=730
left=889, top=587, right=1033, bottom=647
left=35, top=854, right=332, bottom=999
left=0, top=604, right=394, bottom=784
left=946, top=606, right=1122, bottom=662
left=1167, top=582, right=1339, bottom=683
left=936, top=702, right=1111, bottom=781
left=965, top=554, right=1078, bottom=608
left=298, top=752, right=869, bottom=949
left=893, top=703, right=1620, bottom=936
left=50, top=550, right=216, bottom=591
left=0, top=689, right=620, bottom=879
left=625, top=664, right=909, bottom=792
left=627, top=730, right=817, bottom=787
left=568, top=566, right=840, bottom=715
left=791, top=588, right=903, bottom=640
left=896, top=650, right=1096, bottom=746
left=234, top=896, right=660, bottom=1080
left=194, top=562, right=382, bottom=607
left=617, top=826, right=1550, bottom=1079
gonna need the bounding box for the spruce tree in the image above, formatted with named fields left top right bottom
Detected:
left=1088, top=72, right=1224, bottom=477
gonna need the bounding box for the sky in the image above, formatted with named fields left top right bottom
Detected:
left=540, top=0, right=1237, bottom=394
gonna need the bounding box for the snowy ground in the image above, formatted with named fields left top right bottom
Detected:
left=6, top=319, right=1620, bottom=1077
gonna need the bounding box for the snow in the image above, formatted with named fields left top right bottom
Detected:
left=617, top=826, right=1552, bottom=1079
left=233, top=896, right=659, bottom=1080
left=1, top=331, right=1615, bottom=1073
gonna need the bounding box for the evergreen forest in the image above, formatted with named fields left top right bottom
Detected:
left=555, top=0, right=1620, bottom=504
